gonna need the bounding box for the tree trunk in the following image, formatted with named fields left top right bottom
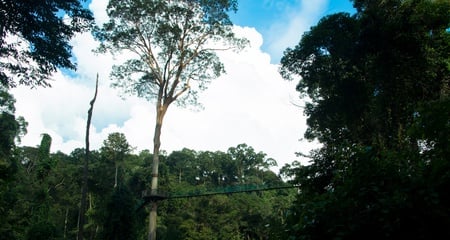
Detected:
left=148, top=102, right=168, bottom=240
left=64, top=208, right=69, bottom=239
left=114, top=164, right=118, bottom=188
left=78, top=75, right=98, bottom=240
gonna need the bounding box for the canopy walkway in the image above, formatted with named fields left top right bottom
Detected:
left=141, top=183, right=298, bottom=204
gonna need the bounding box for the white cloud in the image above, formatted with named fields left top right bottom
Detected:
left=10, top=0, right=318, bottom=172
left=89, top=0, right=109, bottom=25
left=264, top=0, right=329, bottom=62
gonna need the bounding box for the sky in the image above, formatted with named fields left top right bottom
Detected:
left=11, top=0, right=355, bottom=172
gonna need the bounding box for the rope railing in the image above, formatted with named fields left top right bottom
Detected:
left=137, top=183, right=298, bottom=211
left=168, top=184, right=297, bottom=199
left=141, top=183, right=298, bottom=203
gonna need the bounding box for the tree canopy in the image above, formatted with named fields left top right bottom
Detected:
left=95, top=0, right=246, bottom=107
left=0, top=0, right=93, bottom=87
left=280, top=0, right=450, bottom=239
left=0, top=86, right=27, bottom=181
left=0, top=136, right=293, bottom=239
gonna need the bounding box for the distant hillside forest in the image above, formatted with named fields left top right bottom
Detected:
left=1, top=130, right=293, bottom=239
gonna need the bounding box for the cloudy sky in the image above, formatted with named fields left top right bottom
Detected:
left=11, top=0, right=354, bottom=172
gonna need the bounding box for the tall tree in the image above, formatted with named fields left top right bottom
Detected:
left=166, top=148, right=197, bottom=184
left=35, top=134, right=53, bottom=181
left=100, top=132, right=133, bottom=188
left=0, top=86, right=26, bottom=179
left=227, top=143, right=277, bottom=184
left=0, top=0, right=93, bottom=87
left=94, top=1, right=247, bottom=239
left=0, top=86, right=27, bottom=239
left=77, top=76, right=98, bottom=240
left=280, top=0, right=450, bottom=238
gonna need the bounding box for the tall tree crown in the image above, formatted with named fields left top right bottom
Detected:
left=279, top=0, right=450, bottom=238
left=280, top=0, right=450, bottom=147
left=95, top=0, right=247, bottom=106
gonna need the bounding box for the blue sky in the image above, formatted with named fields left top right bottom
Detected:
left=13, top=0, right=357, bottom=171
left=83, top=0, right=356, bottom=62
left=229, top=0, right=355, bottom=62
left=231, top=0, right=355, bottom=34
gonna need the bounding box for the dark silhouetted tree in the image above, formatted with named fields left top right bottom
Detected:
left=0, top=0, right=93, bottom=87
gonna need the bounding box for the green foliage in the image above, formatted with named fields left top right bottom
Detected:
left=0, top=87, right=28, bottom=239
left=36, top=134, right=54, bottom=180
left=102, top=186, right=137, bottom=240
left=1, top=118, right=293, bottom=240
left=101, top=132, right=132, bottom=156
left=0, top=0, right=93, bottom=87
left=0, top=87, right=27, bottom=161
left=228, top=143, right=277, bottom=184
left=95, top=0, right=247, bottom=106
left=100, top=132, right=133, bottom=187
left=280, top=0, right=450, bottom=239
left=157, top=144, right=294, bottom=240
left=25, top=221, right=59, bottom=240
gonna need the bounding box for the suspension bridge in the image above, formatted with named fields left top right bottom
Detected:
left=138, top=183, right=298, bottom=210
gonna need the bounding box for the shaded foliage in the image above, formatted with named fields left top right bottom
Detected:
left=102, top=186, right=137, bottom=240
left=280, top=0, right=450, bottom=239
left=1, top=131, right=293, bottom=240
left=0, top=0, right=93, bottom=87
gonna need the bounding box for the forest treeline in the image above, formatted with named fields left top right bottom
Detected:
left=1, top=129, right=294, bottom=239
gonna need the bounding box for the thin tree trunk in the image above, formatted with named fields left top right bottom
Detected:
left=88, top=193, right=94, bottom=240
left=114, top=164, right=118, bottom=188
left=64, top=208, right=69, bottom=239
left=148, top=102, right=168, bottom=240
left=78, top=75, right=98, bottom=240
